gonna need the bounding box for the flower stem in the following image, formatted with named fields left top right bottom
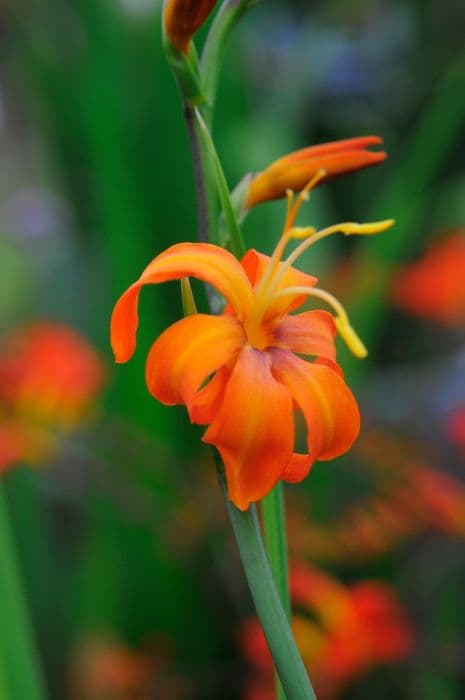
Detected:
left=201, top=0, right=259, bottom=125
left=193, top=107, right=246, bottom=257
left=216, top=462, right=316, bottom=700
left=261, top=484, right=291, bottom=618
left=0, top=485, right=45, bottom=699
left=261, top=484, right=290, bottom=700
left=184, top=103, right=220, bottom=245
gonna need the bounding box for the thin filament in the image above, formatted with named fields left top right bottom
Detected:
left=254, top=170, right=327, bottom=303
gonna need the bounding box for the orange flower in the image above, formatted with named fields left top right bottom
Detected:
left=246, top=136, right=387, bottom=208
left=241, top=562, right=413, bottom=700
left=69, top=637, right=156, bottom=700
left=0, top=323, right=104, bottom=430
left=164, top=0, right=218, bottom=54
left=111, top=183, right=393, bottom=510
left=391, top=230, right=465, bottom=326
left=0, top=322, right=105, bottom=471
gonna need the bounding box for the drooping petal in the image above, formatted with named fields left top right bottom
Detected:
left=271, top=349, right=360, bottom=467
left=190, top=366, right=231, bottom=424
left=274, top=310, right=336, bottom=361
left=111, top=243, right=253, bottom=363
left=145, top=314, right=245, bottom=414
left=203, top=346, right=294, bottom=510
left=240, top=249, right=317, bottom=317
left=282, top=453, right=313, bottom=483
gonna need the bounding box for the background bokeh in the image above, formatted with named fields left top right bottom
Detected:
left=1, top=1, right=465, bottom=698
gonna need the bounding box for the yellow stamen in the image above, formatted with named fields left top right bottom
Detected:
left=254, top=171, right=327, bottom=305
left=270, top=285, right=368, bottom=359
left=338, top=219, right=395, bottom=236
left=287, top=226, right=318, bottom=239
left=334, top=317, right=368, bottom=359
left=285, top=169, right=327, bottom=230
left=269, top=219, right=395, bottom=295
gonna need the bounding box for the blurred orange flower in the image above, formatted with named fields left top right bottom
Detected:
left=70, top=638, right=155, bottom=700
left=0, top=322, right=105, bottom=472
left=69, top=636, right=193, bottom=700
left=246, top=136, right=387, bottom=208
left=241, top=563, right=413, bottom=700
left=391, top=230, right=465, bottom=325
left=288, top=431, right=465, bottom=564
left=446, top=406, right=465, bottom=453
left=164, top=0, right=218, bottom=53
left=111, top=186, right=393, bottom=509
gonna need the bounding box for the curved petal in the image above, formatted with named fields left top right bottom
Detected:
left=203, top=346, right=294, bottom=510
left=240, top=249, right=317, bottom=317
left=145, top=314, right=245, bottom=413
left=274, top=310, right=336, bottom=360
left=282, top=453, right=313, bottom=483
left=271, top=349, right=360, bottom=466
left=111, top=243, right=253, bottom=363
left=246, top=137, right=386, bottom=206
left=190, top=366, right=231, bottom=425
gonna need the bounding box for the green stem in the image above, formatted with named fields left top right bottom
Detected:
left=193, top=108, right=246, bottom=257
left=0, top=485, right=45, bottom=699
left=217, top=466, right=315, bottom=700
left=261, top=484, right=290, bottom=617
left=261, top=484, right=290, bottom=700
left=184, top=103, right=220, bottom=244
left=262, top=484, right=290, bottom=700
left=200, top=0, right=259, bottom=125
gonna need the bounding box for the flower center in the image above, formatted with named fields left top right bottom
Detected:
left=242, top=176, right=395, bottom=358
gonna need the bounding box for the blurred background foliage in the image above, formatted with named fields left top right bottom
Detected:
left=1, top=0, right=465, bottom=698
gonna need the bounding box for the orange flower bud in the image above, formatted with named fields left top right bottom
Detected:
left=246, top=136, right=387, bottom=207
left=163, top=0, right=218, bottom=54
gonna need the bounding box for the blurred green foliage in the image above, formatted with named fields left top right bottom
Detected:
left=1, top=1, right=465, bottom=698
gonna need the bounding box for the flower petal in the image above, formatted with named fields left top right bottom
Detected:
left=271, top=349, right=360, bottom=466
left=111, top=243, right=253, bottom=363
left=203, top=346, right=294, bottom=510
left=274, top=310, right=336, bottom=360
left=282, top=453, right=313, bottom=483
left=145, top=314, right=245, bottom=413
left=240, top=249, right=317, bottom=317
left=190, top=366, right=231, bottom=424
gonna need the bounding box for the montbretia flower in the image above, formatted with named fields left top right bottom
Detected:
left=241, top=562, right=413, bottom=699
left=0, top=322, right=105, bottom=473
left=391, top=230, right=465, bottom=326
left=163, top=0, right=218, bottom=54
left=69, top=637, right=156, bottom=700
left=0, top=323, right=104, bottom=430
left=111, top=182, right=393, bottom=510
left=246, top=136, right=387, bottom=208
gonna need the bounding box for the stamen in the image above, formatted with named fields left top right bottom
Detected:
left=270, top=285, right=368, bottom=358
left=285, top=169, right=327, bottom=230
left=287, top=226, right=317, bottom=239
left=269, top=219, right=395, bottom=294
left=283, top=189, right=294, bottom=229
left=254, top=171, right=328, bottom=304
